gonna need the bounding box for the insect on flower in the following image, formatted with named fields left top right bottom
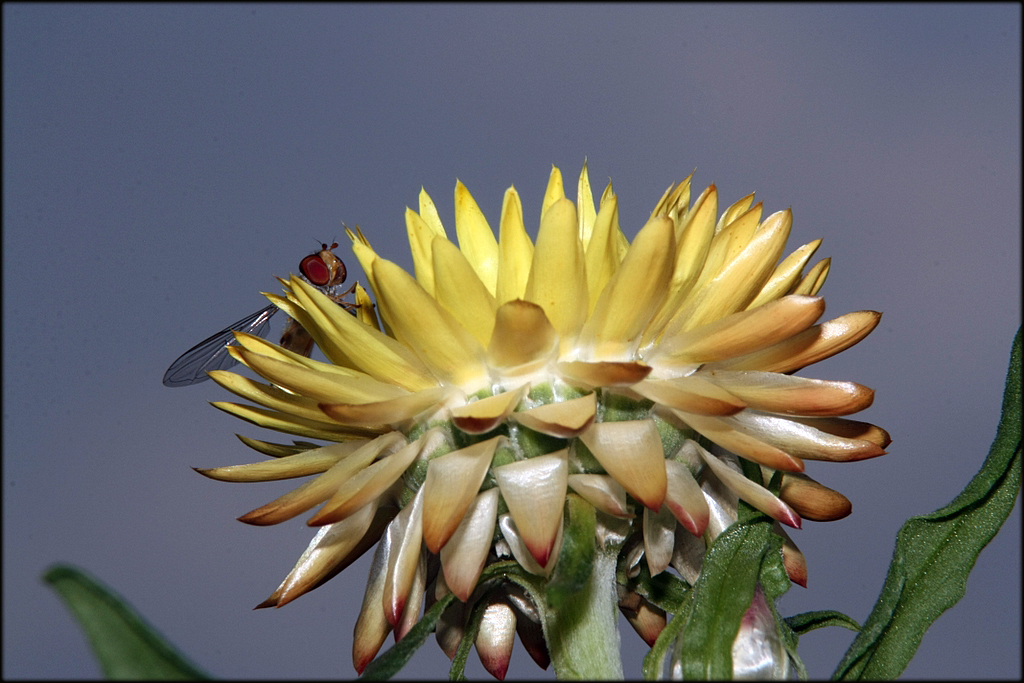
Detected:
left=162, top=242, right=358, bottom=387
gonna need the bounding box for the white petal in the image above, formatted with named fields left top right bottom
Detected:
left=493, top=451, right=568, bottom=567
left=643, top=504, right=676, bottom=576
left=383, top=487, right=425, bottom=626
left=579, top=420, right=667, bottom=509
left=441, top=488, right=500, bottom=601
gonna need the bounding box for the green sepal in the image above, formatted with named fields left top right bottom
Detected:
left=545, top=494, right=597, bottom=610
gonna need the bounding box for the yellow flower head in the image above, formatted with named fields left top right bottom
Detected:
left=198, top=163, right=888, bottom=676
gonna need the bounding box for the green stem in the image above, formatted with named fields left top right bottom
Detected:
left=545, top=548, right=624, bottom=679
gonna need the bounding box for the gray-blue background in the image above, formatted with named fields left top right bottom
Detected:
left=4, top=4, right=1020, bottom=679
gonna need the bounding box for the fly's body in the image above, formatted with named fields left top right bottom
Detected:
left=162, top=243, right=357, bottom=387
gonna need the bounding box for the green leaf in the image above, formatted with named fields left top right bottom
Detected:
left=43, top=564, right=209, bottom=680
left=677, top=509, right=775, bottom=679
left=360, top=591, right=457, bottom=680
left=785, top=610, right=861, bottom=636
left=833, top=328, right=1022, bottom=680
left=624, top=562, right=692, bottom=614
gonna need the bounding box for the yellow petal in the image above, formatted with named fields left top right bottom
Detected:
left=791, top=257, right=831, bottom=296
left=668, top=209, right=793, bottom=334
left=493, top=451, right=568, bottom=567
left=452, top=386, right=528, bottom=435
left=211, top=401, right=376, bottom=441
left=673, top=183, right=717, bottom=282
left=717, top=192, right=757, bottom=231
left=632, top=376, right=746, bottom=416
left=577, top=161, right=597, bottom=247
left=419, top=187, right=447, bottom=238
left=775, top=471, right=852, bottom=521
left=557, top=360, right=651, bottom=388
left=708, top=310, right=881, bottom=373
left=405, top=207, right=441, bottom=297
left=421, top=435, right=504, bottom=552
left=353, top=284, right=380, bottom=331
left=579, top=419, right=667, bottom=509
left=747, top=239, right=822, bottom=309
left=567, top=474, right=633, bottom=518
left=641, top=184, right=718, bottom=347
left=235, top=435, right=318, bottom=458
left=288, top=276, right=438, bottom=391
left=702, top=202, right=763, bottom=287
left=495, top=187, right=534, bottom=305
left=686, top=440, right=802, bottom=528
left=787, top=416, right=891, bottom=449
left=194, top=445, right=355, bottom=482
left=584, top=193, right=622, bottom=311
left=230, top=326, right=368, bottom=381
left=432, top=235, right=498, bottom=346
left=307, top=437, right=424, bottom=526
left=440, top=488, right=500, bottom=601
left=454, top=180, right=499, bottom=295
left=672, top=410, right=805, bottom=472
left=649, top=172, right=693, bottom=224
left=706, top=370, right=874, bottom=416
left=372, top=258, right=489, bottom=388
left=728, top=411, right=886, bottom=463
left=578, top=216, right=674, bottom=359
left=318, top=386, right=451, bottom=428
left=208, top=368, right=354, bottom=425
left=541, top=165, right=566, bottom=218
left=487, top=300, right=559, bottom=373
left=345, top=231, right=386, bottom=328
left=237, top=433, right=406, bottom=525
left=230, top=345, right=411, bottom=404
left=513, top=392, right=597, bottom=438
left=524, top=198, right=588, bottom=345
left=649, top=295, right=825, bottom=364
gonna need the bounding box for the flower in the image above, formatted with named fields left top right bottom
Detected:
left=196, top=163, right=888, bottom=678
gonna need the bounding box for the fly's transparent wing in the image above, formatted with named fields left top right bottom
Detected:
left=162, top=304, right=279, bottom=387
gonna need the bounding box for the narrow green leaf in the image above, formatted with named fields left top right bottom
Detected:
left=43, top=564, right=209, bottom=680
left=833, top=328, right=1022, bottom=680
left=785, top=610, right=861, bottom=636
left=677, top=509, right=775, bottom=679
left=642, top=590, right=693, bottom=680
left=360, top=591, right=457, bottom=680
left=448, top=597, right=487, bottom=681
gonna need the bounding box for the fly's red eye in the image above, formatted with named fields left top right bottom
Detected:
left=300, top=254, right=332, bottom=286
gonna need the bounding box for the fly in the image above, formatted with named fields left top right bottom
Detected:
left=162, top=242, right=357, bottom=387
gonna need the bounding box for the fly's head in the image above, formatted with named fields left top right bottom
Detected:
left=300, top=242, right=347, bottom=289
